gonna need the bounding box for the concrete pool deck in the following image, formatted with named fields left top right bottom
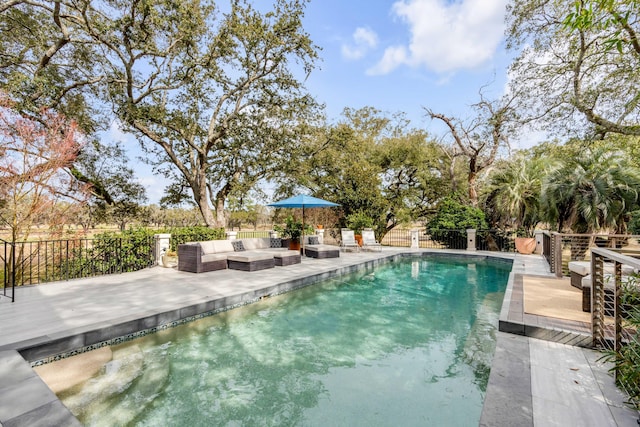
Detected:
left=0, top=248, right=638, bottom=426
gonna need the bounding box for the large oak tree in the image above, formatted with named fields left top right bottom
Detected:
left=507, top=0, right=640, bottom=137
left=1, top=0, right=320, bottom=227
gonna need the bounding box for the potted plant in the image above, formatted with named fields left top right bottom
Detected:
left=514, top=230, right=537, bottom=255
left=274, top=216, right=312, bottom=251
left=346, top=212, right=375, bottom=246
left=162, top=250, right=178, bottom=268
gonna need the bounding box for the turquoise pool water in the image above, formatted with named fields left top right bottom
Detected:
left=58, top=255, right=511, bottom=426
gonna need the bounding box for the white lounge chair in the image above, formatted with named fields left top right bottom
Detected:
left=361, top=228, right=382, bottom=251
left=340, top=229, right=360, bottom=252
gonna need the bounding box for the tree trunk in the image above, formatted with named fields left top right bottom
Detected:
left=192, top=180, right=216, bottom=228
left=215, top=196, right=226, bottom=228
left=468, top=170, right=478, bottom=207
left=449, top=156, right=458, bottom=193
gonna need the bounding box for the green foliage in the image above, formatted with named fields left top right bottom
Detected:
left=0, top=0, right=321, bottom=228
left=427, top=196, right=488, bottom=231
left=62, top=228, right=156, bottom=279
left=167, top=226, right=226, bottom=250
left=346, top=212, right=374, bottom=234
left=426, top=196, right=487, bottom=249
left=288, top=107, right=454, bottom=238
left=507, top=0, right=640, bottom=137
left=628, top=211, right=640, bottom=234
left=273, top=216, right=312, bottom=241
left=600, top=273, right=640, bottom=407
left=542, top=145, right=640, bottom=233
left=482, top=153, right=547, bottom=237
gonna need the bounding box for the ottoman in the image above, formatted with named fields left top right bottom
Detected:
left=274, top=250, right=302, bottom=266
left=568, top=261, right=591, bottom=289
left=227, top=252, right=275, bottom=271
left=304, top=245, right=340, bottom=259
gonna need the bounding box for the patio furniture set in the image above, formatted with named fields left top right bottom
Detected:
left=178, top=237, right=301, bottom=273
left=178, top=230, right=384, bottom=274
left=568, top=260, right=637, bottom=315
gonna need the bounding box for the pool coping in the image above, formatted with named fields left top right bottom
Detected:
left=1, top=249, right=633, bottom=426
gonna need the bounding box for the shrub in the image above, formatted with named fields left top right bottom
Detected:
left=426, top=197, right=487, bottom=249
left=168, top=226, right=226, bottom=250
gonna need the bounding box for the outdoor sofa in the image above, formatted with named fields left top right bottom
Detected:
left=569, top=260, right=637, bottom=314
left=178, top=237, right=300, bottom=273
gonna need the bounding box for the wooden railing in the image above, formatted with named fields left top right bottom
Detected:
left=543, top=232, right=640, bottom=277
left=590, top=248, right=640, bottom=408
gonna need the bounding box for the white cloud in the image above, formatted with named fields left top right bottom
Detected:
left=368, top=0, right=508, bottom=75
left=341, top=27, right=379, bottom=60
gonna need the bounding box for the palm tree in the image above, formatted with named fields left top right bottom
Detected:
left=542, top=146, right=640, bottom=234
left=482, top=153, right=547, bottom=237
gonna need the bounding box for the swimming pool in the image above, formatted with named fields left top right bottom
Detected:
left=50, top=255, right=511, bottom=426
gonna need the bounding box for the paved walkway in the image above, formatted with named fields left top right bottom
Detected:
left=483, top=253, right=639, bottom=426
left=0, top=249, right=638, bottom=426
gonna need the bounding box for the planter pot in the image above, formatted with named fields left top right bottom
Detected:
left=355, top=234, right=363, bottom=247
left=162, top=255, right=178, bottom=268
left=515, top=237, right=536, bottom=255
left=288, top=240, right=301, bottom=251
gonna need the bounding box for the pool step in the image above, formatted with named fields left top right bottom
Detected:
left=60, top=344, right=170, bottom=426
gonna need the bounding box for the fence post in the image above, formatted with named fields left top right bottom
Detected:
left=410, top=229, right=419, bottom=249
left=315, top=228, right=325, bottom=244
left=1, top=239, right=16, bottom=302
left=466, top=229, right=477, bottom=251
left=534, top=230, right=544, bottom=255
left=154, top=234, right=171, bottom=267
left=591, top=253, right=605, bottom=348
left=226, top=231, right=238, bottom=240
left=553, top=232, right=563, bottom=277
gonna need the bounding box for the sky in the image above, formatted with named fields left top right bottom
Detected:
left=301, top=0, right=512, bottom=127
left=116, top=0, right=527, bottom=204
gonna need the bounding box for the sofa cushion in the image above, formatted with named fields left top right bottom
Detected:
left=227, top=252, right=274, bottom=263
left=582, top=274, right=636, bottom=290
left=308, top=236, right=319, bottom=245
left=210, top=240, right=233, bottom=253
left=241, top=238, right=271, bottom=250
left=232, top=240, right=245, bottom=251
left=199, top=241, right=217, bottom=254
left=201, top=253, right=228, bottom=262
left=568, top=261, right=590, bottom=276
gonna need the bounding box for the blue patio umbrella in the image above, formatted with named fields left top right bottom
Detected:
left=268, top=194, right=340, bottom=248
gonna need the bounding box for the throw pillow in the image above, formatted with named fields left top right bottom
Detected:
left=308, top=236, right=319, bottom=245
left=232, top=240, right=245, bottom=251
left=270, top=238, right=282, bottom=248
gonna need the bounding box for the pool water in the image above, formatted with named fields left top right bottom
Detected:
left=56, top=256, right=511, bottom=426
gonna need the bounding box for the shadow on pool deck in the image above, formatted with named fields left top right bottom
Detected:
left=0, top=249, right=638, bottom=426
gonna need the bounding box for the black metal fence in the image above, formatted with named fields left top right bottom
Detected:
left=1, top=227, right=518, bottom=300
left=381, top=228, right=515, bottom=251
left=1, top=236, right=156, bottom=290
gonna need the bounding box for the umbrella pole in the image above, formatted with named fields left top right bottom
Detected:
left=302, top=206, right=305, bottom=254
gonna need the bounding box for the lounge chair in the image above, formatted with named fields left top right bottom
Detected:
left=340, top=229, right=360, bottom=252
left=361, top=228, right=382, bottom=252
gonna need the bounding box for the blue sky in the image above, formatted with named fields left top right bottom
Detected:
left=116, top=0, right=527, bottom=204
left=301, top=0, right=512, bottom=128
